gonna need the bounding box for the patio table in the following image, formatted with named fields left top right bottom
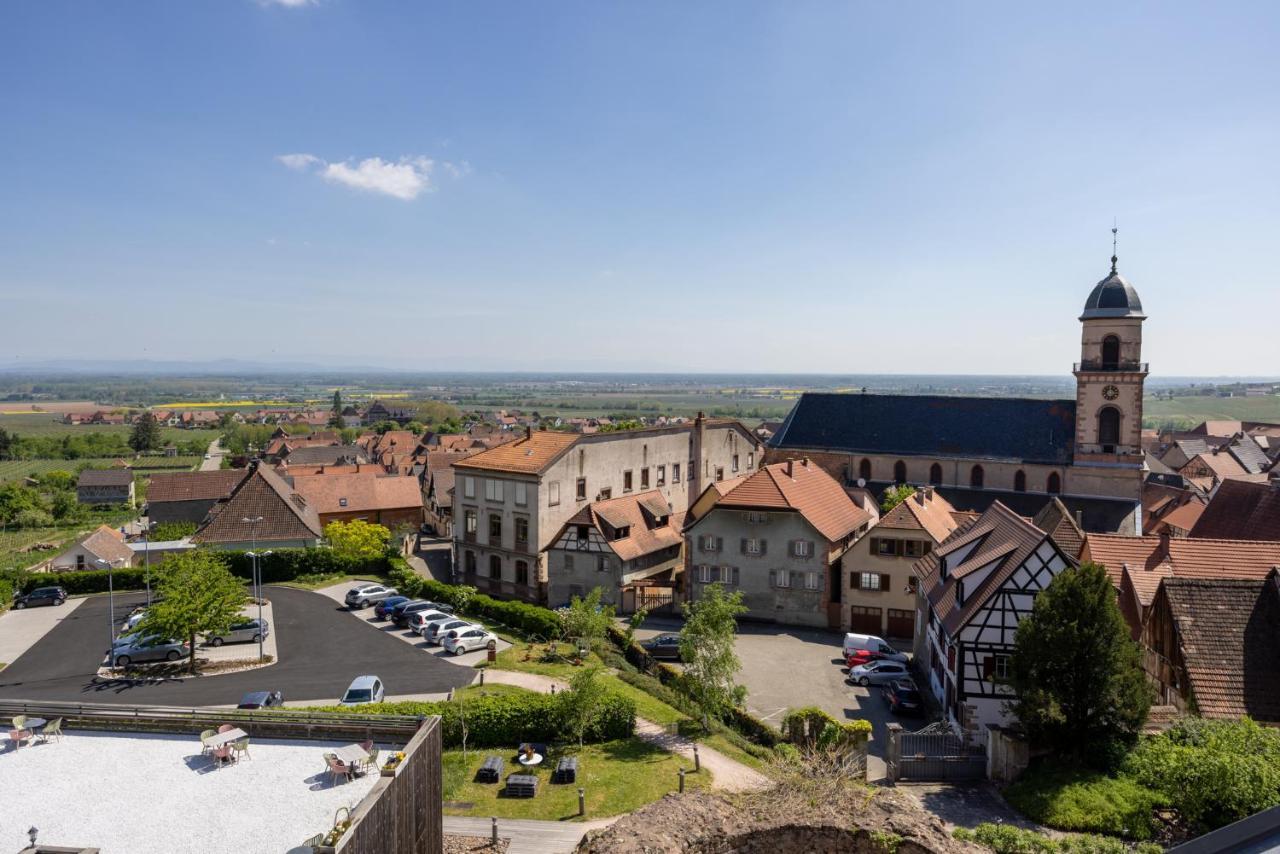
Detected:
left=333, top=744, right=372, bottom=765
left=25, top=718, right=47, bottom=731
left=205, top=728, right=247, bottom=748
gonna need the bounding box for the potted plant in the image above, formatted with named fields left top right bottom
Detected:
left=381, top=750, right=406, bottom=777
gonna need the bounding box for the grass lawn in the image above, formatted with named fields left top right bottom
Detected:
left=442, top=737, right=706, bottom=820
left=490, top=639, right=605, bottom=679
left=1144, top=394, right=1280, bottom=429
left=1003, top=762, right=1165, bottom=840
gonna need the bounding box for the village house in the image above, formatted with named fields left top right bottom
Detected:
left=146, top=469, right=247, bottom=525
left=451, top=417, right=760, bottom=604
left=1140, top=571, right=1280, bottom=723
left=545, top=490, right=685, bottom=613
left=191, top=462, right=323, bottom=550
left=288, top=469, right=424, bottom=529
left=364, top=400, right=414, bottom=425
left=76, top=468, right=135, bottom=507
left=768, top=256, right=1151, bottom=534
left=49, top=525, right=135, bottom=572
left=915, top=501, right=1076, bottom=739
left=1189, top=478, right=1280, bottom=541
left=683, top=458, right=873, bottom=629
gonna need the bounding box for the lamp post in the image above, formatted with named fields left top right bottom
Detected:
left=246, top=549, right=272, bottom=661
left=142, top=524, right=152, bottom=607
left=242, top=516, right=263, bottom=601
left=95, top=557, right=126, bottom=652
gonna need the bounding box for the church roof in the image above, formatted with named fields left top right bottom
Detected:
left=771, top=393, right=1077, bottom=465
left=1081, top=270, right=1145, bottom=320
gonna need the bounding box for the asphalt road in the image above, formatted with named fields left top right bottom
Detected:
left=0, top=585, right=474, bottom=705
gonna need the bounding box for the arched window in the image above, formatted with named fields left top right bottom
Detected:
left=1098, top=406, right=1121, bottom=448
left=858, top=458, right=872, bottom=482
left=1047, top=472, right=1061, bottom=494
left=893, top=460, right=907, bottom=483
left=1014, top=470, right=1026, bottom=492
left=489, top=554, right=502, bottom=578
left=1101, top=335, right=1121, bottom=370
left=970, top=465, right=984, bottom=489
left=929, top=463, right=943, bottom=485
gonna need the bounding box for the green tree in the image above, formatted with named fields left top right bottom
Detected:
left=561, top=586, right=614, bottom=649
left=129, top=412, right=162, bottom=453
left=371, top=420, right=398, bottom=434
left=0, top=427, right=14, bottom=461
left=1008, top=562, right=1153, bottom=766
left=329, top=390, right=344, bottom=428
left=324, top=519, right=392, bottom=562
left=50, top=489, right=82, bottom=522
left=38, top=470, right=76, bottom=491
left=558, top=666, right=608, bottom=748
left=880, top=483, right=914, bottom=512
left=679, top=583, right=748, bottom=728
left=623, top=607, right=648, bottom=649
left=0, top=482, right=44, bottom=525
left=151, top=521, right=198, bottom=541
left=136, top=550, right=247, bottom=672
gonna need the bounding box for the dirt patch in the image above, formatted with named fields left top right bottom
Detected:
left=444, top=835, right=509, bottom=854
left=577, top=786, right=979, bottom=854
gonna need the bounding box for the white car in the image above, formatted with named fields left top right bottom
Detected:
left=424, top=617, right=473, bottom=645
left=443, top=626, right=498, bottom=656
left=405, top=610, right=452, bottom=636
left=344, top=584, right=399, bottom=609
left=122, top=609, right=148, bottom=632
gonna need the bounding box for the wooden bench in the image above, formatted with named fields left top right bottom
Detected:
left=552, top=756, right=578, bottom=784
left=476, top=755, right=504, bottom=783
left=505, top=773, right=538, bottom=798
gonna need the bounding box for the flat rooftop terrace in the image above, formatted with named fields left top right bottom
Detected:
left=0, top=728, right=386, bottom=854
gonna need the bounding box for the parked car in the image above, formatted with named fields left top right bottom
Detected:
left=641, top=634, right=684, bottom=661
left=406, top=610, right=452, bottom=636
left=110, top=636, right=190, bottom=667
left=339, top=675, right=384, bottom=706
left=122, top=608, right=148, bottom=632
left=424, top=617, right=473, bottom=645
left=12, top=586, right=67, bottom=609
left=205, top=618, right=269, bottom=646
left=344, top=584, right=399, bottom=610
left=842, top=632, right=909, bottom=663
left=374, top=595, right=412, bottom=620
left=883, top=680, right=924, bottom=715
left=845, top=648, right=879, bottom=668
left=443, top=626, right=498, bottom=656
left=848, top=660, right=910, bottom=687
left=237, top=690, right=284, bottom=709
left=393, top=600, right=452, bottom=627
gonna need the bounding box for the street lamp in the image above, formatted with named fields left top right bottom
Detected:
left=95, top=557, right=127, bottom=652
left=246, top=549, right=272, bottom=661
left=242, top=516, right=263, bottom=601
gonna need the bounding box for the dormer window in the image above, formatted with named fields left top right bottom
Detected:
left=339, top=497, right=348, bottom=507
left=612, top=525, right=631, bottom=540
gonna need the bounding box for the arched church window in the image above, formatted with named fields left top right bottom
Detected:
left=1047, top=472, right=1062, bottom=494
left=970, top=465, right=984, bottom=489
left=929, top=463, right=942, bottom=485
left=1014, top=470, right=1026, bottom=492
left=1098, top=406, right=1121, bottom=448
left=858, top=458, right=872, bottom=482
left=1101, top=335, right=1121, bottom=370
left=893, top=460, right=907, bottom=483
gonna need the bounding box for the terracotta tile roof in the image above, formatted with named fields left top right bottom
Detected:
left=78, top=469, right=134, bottom=487
left=1193, top=420, right=1244, bottom=438
left=289, top=470, right=423, bottom=517
left=453, top=430, right=580, bottom=475
left=876, top=488, right=960, bottom=543
left=1085, top=532, right=1280, bottom=587
left=923, top=501, right=1063, bottom=636
left=713, top=460, right=872, bottom=542
left=73, top=525, right=134, bottom=565
left=1124, top=562, right=1174, bottom=607
left=1190, top=480, right=1280, bottom=541
left=555, top=490, right=685, bottom=563
left=1160, top=573, right=1280, bottom=721
left=1183, top=451, right=1247, bottom=480
left=1155, top=501, right=1206, bottom=533
left=193, top=464, right=322, bottom=544
left=1083, top=533, right=1166, bottom=586
left=146, top=469, right=248, bottom=504
left=283, top=445, right=369, bottom=466
left=1032, top=497, right=1087, bottom=558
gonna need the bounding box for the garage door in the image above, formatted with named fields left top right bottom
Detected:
left=849, top=606, right=882, bottom=634
left=887, top=608, right=914, bottom=640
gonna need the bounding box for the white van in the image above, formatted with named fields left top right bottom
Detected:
left=843, top=633, right=909, bottom=662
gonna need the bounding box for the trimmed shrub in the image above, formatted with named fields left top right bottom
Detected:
left=304, top=691, right=635, bottom=747
left=386, top=560, right=563, bottom=639
left=781, top=706, right=871, bottom=748
left=953, top=823, right=1163, bottom=854
left=21, top=567, right=154, bottom=596
left=222, top=549, right=390, bottom=584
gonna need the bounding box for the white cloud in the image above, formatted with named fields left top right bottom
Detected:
left=275, top=152, right=460, bottom=201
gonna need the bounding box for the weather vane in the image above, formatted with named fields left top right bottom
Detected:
left=1110, top=219, right=1119, bottom=274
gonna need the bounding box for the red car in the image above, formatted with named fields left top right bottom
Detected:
left=845, top=649, right=878, bottom=668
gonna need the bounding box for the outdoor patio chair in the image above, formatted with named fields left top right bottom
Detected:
left=232, top=737, right=251, bottom=762
left=326, top=755, right=353, bottom=785
left=358, top=739, right=374, bottom=753
left=38, top=719, right=64, bottom=743
left=8, top=729, right=32, bottom=749
left=12, top=715, right=27, bottom=730
left=217, top=724, right=236, bottom=734
left=199, top=729, right=217, bottom=755
left=364, top=748, right=380, bottom=771
left=212, top=743, right=233, bottom=767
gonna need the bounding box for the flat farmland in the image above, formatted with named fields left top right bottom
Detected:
left=0, top=457, right=202, bottom=484
left=1144, top=395, right=1280, bottom=429
left=0, top=412, right=221, bottom=445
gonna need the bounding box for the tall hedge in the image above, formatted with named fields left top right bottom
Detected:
left=20, top=566, right=155, bottom=595
left=306, top=691, right=636, bottom=747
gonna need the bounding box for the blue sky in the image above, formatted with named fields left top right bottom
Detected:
left=2, top=1, right=1277, bottom=375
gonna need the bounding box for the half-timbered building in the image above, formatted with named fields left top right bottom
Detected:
left=916, top=501, right=1075, bottom=740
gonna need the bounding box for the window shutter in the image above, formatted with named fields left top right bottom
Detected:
left=759, top=539, right=767, bottom=556
left=768, top=569, right=775, bottom=587
left=869, top=537, right=879, bottom=554
left=805, top=539, right=814, bottom=558
left=894, top=539, right=904, bottom=556
left=982, top=656, right=994, bottom=681
left=850, top=572, right=861, bottom=589
left=716, top=536, right=723, bottom=552
left=740, top=538, right=748, bottom=555
left=881, top=573, right=891, bottom=591
left=787, top=540, right=796, bottom=557
left=732, top=567, right=740, bottom=585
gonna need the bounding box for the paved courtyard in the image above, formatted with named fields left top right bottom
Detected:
left=0, top=728, right=382, bottom=854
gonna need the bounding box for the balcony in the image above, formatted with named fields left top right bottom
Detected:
left=1073, top=360, right=1148, bottom=373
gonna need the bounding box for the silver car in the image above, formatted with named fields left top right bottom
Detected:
left=424, top=617, right=473, bottom=644
left=344, top=584, right=399, bottom=609
left=205, top=618, right=269, bottom=647
left=848, top=660, right=910, bottom=687
left=111, top=636, right=190, bottom=667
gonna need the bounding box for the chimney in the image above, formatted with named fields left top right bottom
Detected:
left=802, top=457, right=810, bottom=468
left=525, top=426, right=532, bottom=441
left=1074, top=510, right=1084, bottom=528
left=786, top=459, right=794, bottom=478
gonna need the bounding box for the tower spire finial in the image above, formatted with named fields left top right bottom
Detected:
left=1110, top=219, right=1119, bottom=275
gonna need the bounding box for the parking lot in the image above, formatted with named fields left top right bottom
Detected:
left=634, top=618, right=931, bottom=780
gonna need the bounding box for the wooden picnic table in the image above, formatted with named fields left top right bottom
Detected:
left=205, top=728, right=247, bottom=748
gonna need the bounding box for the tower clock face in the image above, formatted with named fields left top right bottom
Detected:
left=1102, top=384, right=1120, bottom=401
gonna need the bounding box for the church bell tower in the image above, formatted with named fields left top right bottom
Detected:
left=1072, top=232, right=1147, bottom=463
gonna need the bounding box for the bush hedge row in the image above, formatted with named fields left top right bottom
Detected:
left=305, top=691, right=636, bottom=747
left=386, top=560, right=563, bottom=639
left=19, top=566, right=155, bottom=596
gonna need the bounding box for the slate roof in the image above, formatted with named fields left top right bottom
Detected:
left=193, top=464, right=323, bottom=544
left=873, top=481, right=1139, bottom=534
left=146, top=469, right=248, bottom=504
left=706, top=459, right=873, bottom=542
left=771, top=393, right=1077, bottom=465
left=78, top=469, right=135, bottom=487
left=1080, top=270, right=1145, bottom=319
left=1159, top=573, right=1280, bottom=722
left=1227, top=434, right=1271, bottom=475
left=1190, top=480, right=1280, bottom=541
left=283, top=445, right=369, bottom=466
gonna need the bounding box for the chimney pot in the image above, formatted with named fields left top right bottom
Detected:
left=785, top=459, right=794, bottom=478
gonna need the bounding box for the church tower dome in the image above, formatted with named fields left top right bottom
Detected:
left=1080, top=269, right=1145, bottom=320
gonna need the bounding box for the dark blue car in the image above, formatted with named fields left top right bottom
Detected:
left=374, top=596, right=411, bottom=620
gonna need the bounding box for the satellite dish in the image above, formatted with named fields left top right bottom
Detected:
left=856, top=478, right=866, bottom=488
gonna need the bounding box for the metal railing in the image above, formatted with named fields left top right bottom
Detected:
left=1073, top=360, right=1148, bottom=372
